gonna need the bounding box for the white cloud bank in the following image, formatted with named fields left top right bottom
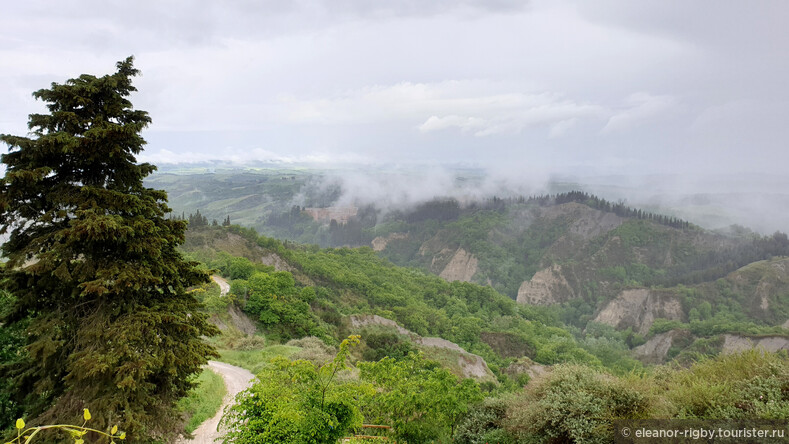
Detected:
left=278, top=81, right=606, bottom=137
left=601, top=92, right=677, bottom=134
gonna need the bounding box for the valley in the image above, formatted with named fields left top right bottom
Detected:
left=5, top=5, right=789, bottom=440
left=171, top=201, right=789, bottom=441
left=152, top=167, right=789, bottom=366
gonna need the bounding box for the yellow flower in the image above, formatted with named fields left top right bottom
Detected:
left=119, top=431, right=126, bottom=440
left=111, top=425, right=118, bottom=434
left=83, top=409, right=91, bottom=421
left=15, top=418, right=25, bottom=429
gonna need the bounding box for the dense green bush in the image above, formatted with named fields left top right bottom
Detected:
left=656, top=349, right=789, bottom=420
left=244, top=271, right=327, bottom=340
left=220, top=337, right=370, bottom=444
left=227, top=257, right=256, bottom=280
left=361, top=332, right=418, bottom=362
left=358, top=352, right=484, bottom=443
left=498, top=351, right=789, bottom=443
left=454, top=398, right=513, bottom=444
left=229, top=279, right=250, bottom=298
left=505, top=365, right=649, bottom=443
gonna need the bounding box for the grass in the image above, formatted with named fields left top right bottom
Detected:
left=218, top=344, right=302, bottom=374
left=178, top=368, right=227, bottom=434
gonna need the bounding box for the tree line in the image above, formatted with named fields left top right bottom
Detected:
left=171, top=209, right=231, bottom=228
left=482, top=191, right=691, bottom=229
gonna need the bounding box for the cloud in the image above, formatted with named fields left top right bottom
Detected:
left=3, top=0, right=789, bottom=178
left=601, top=92, right=676, bottom=134
left=548, top=118, right=577, bottom=138
left=419, top=115, right=487, bottom=134
left=303, top=162, right=551, bottom=213
left=576, top=1, right=789, bottom=58
left=331, top=168, right=460, bottom=209
left=417, top=93, right=603, bottom=137
left=320, top=0, right=530, bottom=19
left=279, top=81, right=604, bottom=137
left=0, top=0, right=531, bottom=54
left=138, top=147, right=371, bottom=165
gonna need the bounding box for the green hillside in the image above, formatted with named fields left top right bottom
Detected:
left=183, top=225, right=642, bottom=377
left=177, top=225, right=789, bottom=443
left=365, top=194, right=789, bottom=363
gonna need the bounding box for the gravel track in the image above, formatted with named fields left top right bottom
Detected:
left=177, top=361, right=255, bottom=443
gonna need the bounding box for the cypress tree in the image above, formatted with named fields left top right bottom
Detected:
left=0, top=57, right=218, bottom=442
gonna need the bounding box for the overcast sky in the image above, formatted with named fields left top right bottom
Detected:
left=1, top=0, right=787, bottom=177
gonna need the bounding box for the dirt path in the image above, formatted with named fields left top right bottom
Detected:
left=178, top=361, right=255, bottom=444
left=211, top=275, right=230, bottom=296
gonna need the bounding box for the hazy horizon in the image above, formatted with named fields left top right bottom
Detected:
left=3, top=1, right=788, bottom=178
left=4, top=1, right=789, bottom=232
left=146, top=162, right=789, bottom=235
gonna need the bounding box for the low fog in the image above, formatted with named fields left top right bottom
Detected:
left=276, top=163, right=789, bottom=235
left=579, top=173, right=789, bottom=235
left=289, top=165, right=551, bottom=212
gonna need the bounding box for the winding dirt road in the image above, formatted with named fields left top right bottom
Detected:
left=211, top=275, right=230, bottom=296
left=178, top=361, right=255, bottom=444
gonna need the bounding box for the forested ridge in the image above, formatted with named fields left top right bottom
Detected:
left=175, top=184, right=789, bottom=296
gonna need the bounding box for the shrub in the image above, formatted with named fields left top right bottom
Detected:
left=287, top=336, right=336, bottom=365
left=358, top=352, right=484, bottom=443
left=361, top=332, right=417, bottom=362
left=244, top=271, right=323, bottom=340
left=231, top=335, right=268, bottom=351
left=220, top=336, right=370, bottom=444
left=505, top=365, right=649, bottom=443
left=227, top=257, right=256, bottom=280
left=656, top=349, right=789, bottom=420
left=229, top=279, right=250, bottom=298
left=454, top=398, right=513, bottom=444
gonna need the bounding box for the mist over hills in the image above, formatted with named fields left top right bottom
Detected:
left=147, top=162, right=789, bottom=235
left=146, top=162, right=789, bottom=365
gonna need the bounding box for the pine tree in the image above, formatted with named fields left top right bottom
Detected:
left=0, top=57, right=218, bottom=442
